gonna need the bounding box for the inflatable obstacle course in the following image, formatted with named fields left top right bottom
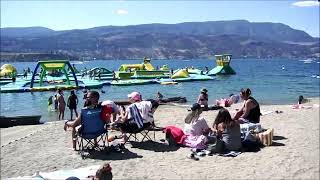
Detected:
left=116, top=57, right=169, bottom=80
left=30, top=60, right=79, bottom=88
left=0, top=64, right=17, bottom=78
left=207, top=54, right=236, bottom=75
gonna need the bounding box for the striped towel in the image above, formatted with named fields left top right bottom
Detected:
left=129, top=104, right=144, bottom=129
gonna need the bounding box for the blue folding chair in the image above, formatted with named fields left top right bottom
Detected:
left=76, top=107, right=108, bottom=158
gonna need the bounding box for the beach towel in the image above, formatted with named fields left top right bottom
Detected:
left=8, top=165, right=100, bottom=180
left=128, top=104, right=144, bottom=129
left=291, top=104, right=313, bottom=109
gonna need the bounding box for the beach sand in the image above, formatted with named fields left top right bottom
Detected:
left=1, top=98, right=319, bottom=179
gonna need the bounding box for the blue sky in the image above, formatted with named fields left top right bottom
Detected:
left=1, top=1, right=319, bottom=37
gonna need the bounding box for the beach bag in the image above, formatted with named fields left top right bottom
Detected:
left=163, top=126, right=186, bottom=146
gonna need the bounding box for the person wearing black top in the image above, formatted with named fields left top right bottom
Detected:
left=233, top=88, right=261, bottom=124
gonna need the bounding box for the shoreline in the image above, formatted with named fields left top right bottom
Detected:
left=1, top=98, right=319, bottom=179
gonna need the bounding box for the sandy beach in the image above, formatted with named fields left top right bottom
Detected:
left=1, top=98, right=319, bottom=179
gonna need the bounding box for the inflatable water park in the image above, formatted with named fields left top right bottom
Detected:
left=0, top=54, right=236, bottom=93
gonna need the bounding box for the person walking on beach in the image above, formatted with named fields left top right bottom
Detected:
left=57, top=89, right=66, bottom=120
left=67, top=90, right=79, bottom=120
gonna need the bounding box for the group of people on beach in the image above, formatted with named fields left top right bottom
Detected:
left=60, top=86, right=272, bottom=159
left=168, top=87, right=265, bottom=157
left=63, top=89, right=160, bottom=150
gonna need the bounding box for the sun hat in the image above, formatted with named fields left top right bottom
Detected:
left=127, top=91, right=142, bottom=101
left=191, top=103, right=203, bottom=111
left=200, top=88, right=208, bottom=93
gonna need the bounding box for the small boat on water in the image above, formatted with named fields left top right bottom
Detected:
left=0, top=115, right=42, bottom=128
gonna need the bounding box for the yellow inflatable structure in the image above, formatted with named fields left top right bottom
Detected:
left=118, top=64, right=144, bottom=71
left=118, top=57, right=155, bottom=71
left=144, top=62, right=155, bottom=71
left=171, top=69, right=189, bottom=79
left=160, top=65, right=169, bottom=71
left=0, top=64, right=17, bottom=77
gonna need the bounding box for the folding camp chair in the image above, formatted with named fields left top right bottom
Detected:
left=125, top=104, right=163, bottom=143
left=76, top=107, right=108, bottom=158
left=126, top=126, right=155, bottom=142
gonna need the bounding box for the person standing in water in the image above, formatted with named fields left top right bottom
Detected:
left=57, top=89, right=66, bottom=120
left=67, top=90, right=79, bottom=120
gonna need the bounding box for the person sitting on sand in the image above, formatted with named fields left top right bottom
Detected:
left=298, top=95, right=308, bottom=104
left=64, top=91, right=110, bottom=150
left=233, top=88, right=261, bottom=124
left=197, top=88, right=208, bottom=109
left=211, top=108, right=242, bottom=153
left=183, top=103, right=211, bottom=150
left=216, top=93, right=240, bottom=107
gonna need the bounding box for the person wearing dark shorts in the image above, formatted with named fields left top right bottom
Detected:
left=67, top=90, right=79, bottom=120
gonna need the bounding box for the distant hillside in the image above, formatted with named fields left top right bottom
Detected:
left=0, top=26, right=55, bottom=37
left=1, top=20, right=319, bottom=61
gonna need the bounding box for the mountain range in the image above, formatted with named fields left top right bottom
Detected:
left=1, top=20, right=319, bottom=61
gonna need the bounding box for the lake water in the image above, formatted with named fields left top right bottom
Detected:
left=1, top=58, right=319, bottom=123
